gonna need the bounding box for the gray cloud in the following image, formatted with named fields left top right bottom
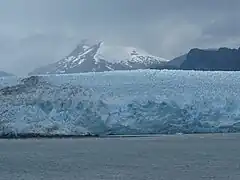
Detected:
left=0, top=0, right=240, bottom=75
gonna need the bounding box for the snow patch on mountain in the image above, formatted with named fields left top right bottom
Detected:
left=94, top=42, right=167, bottom=65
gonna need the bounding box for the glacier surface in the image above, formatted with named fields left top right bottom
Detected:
left=1, top=70, right=240, bottom=136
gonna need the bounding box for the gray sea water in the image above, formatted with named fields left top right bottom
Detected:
left=0, top=134, right=240, bottom=180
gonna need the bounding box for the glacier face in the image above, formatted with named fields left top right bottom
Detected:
left=1, top=70, right=240, bottom=136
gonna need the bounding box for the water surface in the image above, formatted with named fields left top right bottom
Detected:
left=0, top=134, right=240, bottom=180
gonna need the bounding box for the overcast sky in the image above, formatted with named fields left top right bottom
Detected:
left=0, top=0, right=240, bottom=75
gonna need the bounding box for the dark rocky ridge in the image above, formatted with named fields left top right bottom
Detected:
left=152, top=47, right=240, bottom=71
left=181, top=47, right=240, bottom=71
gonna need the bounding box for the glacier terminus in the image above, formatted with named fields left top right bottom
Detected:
left=1, top=70, right=240, bottom=137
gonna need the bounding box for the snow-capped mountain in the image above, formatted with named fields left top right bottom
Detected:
left=30, top=40, right=169, bottom=75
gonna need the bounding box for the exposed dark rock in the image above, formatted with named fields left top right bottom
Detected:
left=0, top=76, right=46, bottom=95
left=181, top=47, right=240, bottom=71
left=20, top=76, right=42, bottom=86
left=0, top=133, right=99, bottom=139
left=152, top=47, right=240, bottom=71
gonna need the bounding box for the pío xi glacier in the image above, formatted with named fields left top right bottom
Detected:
left=0, top=70, right=240, bottom=137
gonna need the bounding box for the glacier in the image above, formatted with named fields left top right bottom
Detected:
left=1, top=69, right=240, bottom=136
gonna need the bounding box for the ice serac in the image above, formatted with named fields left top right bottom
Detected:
left=1, top=70, right=240, bottom=136
left=29, top=40, right=168, bottom=75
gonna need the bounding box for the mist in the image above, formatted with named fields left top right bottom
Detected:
left=0, top=0, right=240, bottom=75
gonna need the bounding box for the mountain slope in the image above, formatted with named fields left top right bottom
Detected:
left=167, top=54, right=187, bottom=68
left=151, top=47, right=240, bottom=71
left=180, top=47, right=240, bottom=71
left=0, top=71, right=14, bottom=77
left=30, top=41, right=169, bottom=75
